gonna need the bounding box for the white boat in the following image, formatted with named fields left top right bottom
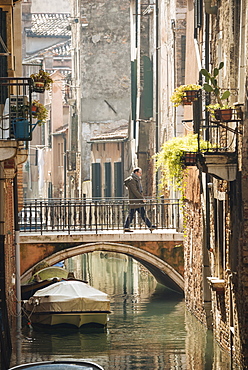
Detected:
left=24, top=280, right=111, bottom=328
left=9, top=360, right=105, bottom=370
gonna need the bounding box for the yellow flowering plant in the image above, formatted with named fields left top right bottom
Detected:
left=170, top=84, right=202, bottom=107
left=32, top=100, right=48, bottom=124
left=30, top=69, right=53, bottom=91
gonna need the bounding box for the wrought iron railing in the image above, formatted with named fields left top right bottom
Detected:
left=199, top=108, right=243, bottom=153
left=19, top=198, right=182, bottom=234
left=0, top=77, right=33, bottom=141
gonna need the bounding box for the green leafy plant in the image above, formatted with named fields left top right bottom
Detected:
left=10, top=104, right=29, bottom=119
left=155, top=134, right=210, bottom=192
left=30, top=69, right=53, bottom=90
left=170, top=84, right=202, bottom=107
left=32, top=100, right=48, bottom=124
left=200, top=62, right=230, bottom=107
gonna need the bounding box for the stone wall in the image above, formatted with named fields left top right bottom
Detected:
left=183, top=167, right=208, bottom=326
left=4, top=180, right=16, bottom=327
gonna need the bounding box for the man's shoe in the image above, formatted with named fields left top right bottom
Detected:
left=124, top=228, right=133, bottom=232
left=149, top=225, right=156, bottom=232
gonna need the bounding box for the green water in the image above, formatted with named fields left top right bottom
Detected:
left=10, top=252, right=236, bottom=369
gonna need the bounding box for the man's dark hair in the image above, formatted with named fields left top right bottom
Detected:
left=133, top=167, right=142, bottom=173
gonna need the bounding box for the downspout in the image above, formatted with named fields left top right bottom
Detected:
left=63, top=134, right=67, bottom=199
left=205, top=0, right=217, bottom=15
left=203, top=9, right=213, bottom=329
left=155, top=0, right=159, bottom=193
left=136, top=0, right=141, bottom=155
left=13, top=173, right=22, bottom=362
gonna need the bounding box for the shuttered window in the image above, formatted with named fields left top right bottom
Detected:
left=114, top=162, right=123, bottom=197
left=104, top=162, right=112, bottom=198
left=140, top=56, right=153, bottom=119
left=0, top=8, right=8, bottom=102
left=92, top=163, right=102, bottom=198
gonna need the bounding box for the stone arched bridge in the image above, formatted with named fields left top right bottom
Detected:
left=20, top=230, right=184, bottom=293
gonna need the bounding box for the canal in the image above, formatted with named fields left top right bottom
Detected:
left=10, top=251, right=237, bottom=369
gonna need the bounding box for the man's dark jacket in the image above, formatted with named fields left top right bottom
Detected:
left=124, top=173, right=144, bottom=209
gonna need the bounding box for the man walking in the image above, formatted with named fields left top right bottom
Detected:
left=123, top=167, right=156, bottom=232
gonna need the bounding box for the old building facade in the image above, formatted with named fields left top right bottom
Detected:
left=0, top=0, right=27, bottom=367
left=181, top=0, right=248, bottom=367
left=73, top=0, right=133, bottom=198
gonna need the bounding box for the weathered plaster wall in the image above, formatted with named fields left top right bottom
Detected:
left=80, top=0, right=131, bottom=182
left=31, top=0, right=70, bottom=13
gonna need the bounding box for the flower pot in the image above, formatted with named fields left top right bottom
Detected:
left=32, top=105, right=38, bottom=115
left=182, top=90, right=199, bottom=105
left=183, top=152, right=197, bottom=166
left=33, top=81, right=45, bottom=93
left=214, top=108, right=232, bottom=121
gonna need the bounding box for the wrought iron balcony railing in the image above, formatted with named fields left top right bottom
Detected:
left=199, top=107, right=243, bottom=153
left=0, top=77, right=33, bottom=141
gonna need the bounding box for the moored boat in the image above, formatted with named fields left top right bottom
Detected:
left=21, top=266, right=69, bottom=300
left=8, top=360, right=104, bottom=370
left=24, top=280, right=111, bottom=328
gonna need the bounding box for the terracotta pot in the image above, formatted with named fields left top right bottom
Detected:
left=214, top=108, right=232, bottom=121
left=32, top=105, right=38, bottom=114
left=182, top=90, right=199, bottom=105
left=183, top=152, right=197, bottom=166
left=33, top=80, right=45, bottom=93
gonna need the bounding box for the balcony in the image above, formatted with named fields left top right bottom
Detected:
left=196, top=106, right=243, bottom=181
left=0, top=77, right=35, bottom=164
left=0, top=77, right=33, bottom=142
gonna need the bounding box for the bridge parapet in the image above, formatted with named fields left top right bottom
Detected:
left=19, top=197, right=182, bottom=234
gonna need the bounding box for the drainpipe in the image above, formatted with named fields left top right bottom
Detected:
left=13, top=173, right=22, bottom=362
left=136, top=0, right=141, bottom=155
left=202, top=10, right=213, bottom=329
left=63, top=134, right=67, bottom=199
left=205, top=0, right=218, bottom=15
left=155, top=1, right=159, bottom=194
left=13, top=175, right=21, bottom=330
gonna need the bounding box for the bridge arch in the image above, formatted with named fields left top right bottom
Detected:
left=21, top=242, right=184, bottom=294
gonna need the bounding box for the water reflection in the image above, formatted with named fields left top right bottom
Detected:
left=10, top=251, right=236, bottom=369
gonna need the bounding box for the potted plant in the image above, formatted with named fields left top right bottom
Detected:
left=31, top=100, right=48, bottom=124
left=155, top=134, right=210, bottom=193
left=200, top=62, right=232, bottom=121
left=206, top=103, right=233, bottom=122
left=30, top=69, right=53, bottom=93
left=170, top=84, right=202, bottom=107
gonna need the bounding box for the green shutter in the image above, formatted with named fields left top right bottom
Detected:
left=104, top=162, right=112, bottom=198
left=0, top=9, right=8, bottom=101
left=140, top=56, right=153, bottom=119
left=131, top=60, right=137, bottom=121
left=92, top=163, right=102, bottom=198
left=114, top=162, right=123, bottom=197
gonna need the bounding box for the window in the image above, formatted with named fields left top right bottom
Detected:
left=104, top=162, right=112, bottom=198
left=92, top=163, right=102, bottom=198
left=114, top=162, right=123, bottom=197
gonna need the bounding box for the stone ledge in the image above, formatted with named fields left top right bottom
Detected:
left=207, top=277, right=225, bottom=293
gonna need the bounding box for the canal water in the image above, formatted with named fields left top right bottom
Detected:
left=10, top=251, right=237, bottom=370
